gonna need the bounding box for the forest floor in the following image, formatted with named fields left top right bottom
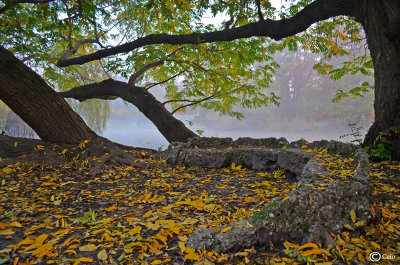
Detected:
left=0, top=144, right=399, bottom=265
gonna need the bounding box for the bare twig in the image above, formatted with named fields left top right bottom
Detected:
left=99, top=59, right=112, bottom=79
left=145, top=69, right=186, bottom=90
left=171, top=94, right=217, bottom=114
left=163, top=99, right=196, bottom=105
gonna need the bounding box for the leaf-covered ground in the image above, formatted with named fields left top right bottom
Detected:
left=0, top=145, right=399, bottom=265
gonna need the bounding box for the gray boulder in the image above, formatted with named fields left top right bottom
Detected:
left=235, top=137, right=289, bottom=148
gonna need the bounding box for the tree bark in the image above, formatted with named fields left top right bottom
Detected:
left=57, top=0, right=357, bottom=67
left=59, top=79, right=198, bottom=143
left=0, top=46, right=97, bottom=143
left=359, top=1, right=400, bottom=157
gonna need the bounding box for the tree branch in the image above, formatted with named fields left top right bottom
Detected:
left=58, top=38, right=105, bottom=62
left=163, top=98, right=198, bottom=105
left=256, top=0, right=264, bottom=21
left=58, top=79, right=197, bottom=142
left=171, top=94, right=217, bottom=114
left=128, top=47, right=184, bottom=86
left=225, top=8, right=235, bottom=29
left=145, top=69, right=186, bottom=90
left=57, top=0, right=356, bottom=67
left=128, top=60, right=164, bottom=85
left=58, top=79, right=123, bottom=101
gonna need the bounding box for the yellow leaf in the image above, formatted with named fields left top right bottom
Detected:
left=221, top=227, right=232, bottom=233
left=0, top=229, right=14, bottom=235
left=32, top=242, right=53, bottom=258
left=151, top=260, right=163, bottom=265
left=190, top=199, right=205, bottom=210
left=143, top=210, right=153, bottom=218
left=64, top=249, right=77, bottom=256
left=282, top=257, right=294, bottom=262
left=297, top=242, right=319, bottom=250
left=178, top=241, right=186, bottom=253
left=184, top=247, right=195, bottom=254
left=10, top=222, right=22, bottom=228
left=354, top=221, right=364, bottom=227
left=336, top=235, right=346, bottom=246
left=97, top=249, right=107, bottom=260
left=79, top=244, right=98, bottom=252
left=231, top=162, right=242, bottom=170
left=301, top=248, right=323, bottom=256
left=14, top=141, right=18, bottom=147
left=282, top=196, right=290, bottom=202
left=73, top=257, right=93, bottom=265
left=369, top=241, right=381, bottom=249
left=283, top=241, right=300, bottom=249
left=41, top=182, right=55, bottom=186
left=24, top=234, right=48, bottom=251
left=350, top=209, right=356, bottom=223
left=129, top=226, right=142, bottom=236
left=344, top=224, right=354, bottom=231
left=184, top=252, right=200, bottom=261
left=246, top=221, right=254, bottom=228
left=17, top=238, right=35, bottom=247
left=60, top=149, right=68, bottom=155
left=106, top=205, right=117, bottom=211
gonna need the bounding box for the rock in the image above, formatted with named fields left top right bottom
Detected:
left=277, top=149, right=312, bottom=176
left=157, top=142, right=188, bottom=164
left=183, top=149, right=232, bottom=168
left=308, top=140, right=359, bottom=158
left=159, top=137, right=371, bottom=252
left=231, top=148, right=279, bottom=171
left=187, top=137, right=235, bottom=149
left=288, top=139, right=309, bottom=148
left=187, top=220, right=258, bottom=253
left=235, top=137, right=288, bottom=148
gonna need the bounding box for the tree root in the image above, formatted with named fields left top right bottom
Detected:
left=0, top=135, right=158, bottom=176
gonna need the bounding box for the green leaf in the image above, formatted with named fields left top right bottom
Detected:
left=287, top=39, right=297, bottom=51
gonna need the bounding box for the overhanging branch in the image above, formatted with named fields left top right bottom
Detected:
left=57, top=0, right=356, bottom=67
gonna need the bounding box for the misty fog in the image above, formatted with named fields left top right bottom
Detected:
left=0, top=49, right=374, bottom=150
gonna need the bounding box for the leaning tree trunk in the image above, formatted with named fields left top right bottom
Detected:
left=0, top=46, right=97, bottom=143
left=59, top=79, right=198, bottom=143
left=359, top=0, right=400, bottom=158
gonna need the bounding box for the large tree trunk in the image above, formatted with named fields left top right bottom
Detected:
left=0, top=46, right=97, bottom=143
left=59, top=79, right=198, bottom=143
left=359, top=1, right=400, bottom=158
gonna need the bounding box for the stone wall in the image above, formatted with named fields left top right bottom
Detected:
left=158, top=137, right=371, bottom=252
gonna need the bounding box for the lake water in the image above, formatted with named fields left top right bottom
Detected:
left=102, top=124, right=359, bottom=150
